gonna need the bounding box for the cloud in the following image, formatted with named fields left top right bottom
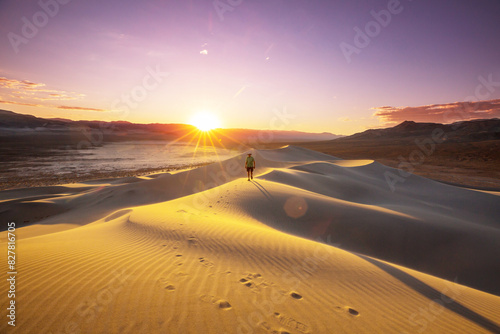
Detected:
left=0, top=99, right=42, bottom=108
left=0, top=77, right=85, bottom=101
left=373, top=98, right=500, bottom=125
left=0, top=76, right=106, bottom=112
left=0, top=77, right=45, bottom=90
left=0, top=98, right=108, bottom=112
left=57, top=105, right=108, bottom=112
left=8, top=92, right=81, bottom=101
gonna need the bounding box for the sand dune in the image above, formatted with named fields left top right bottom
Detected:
left=1, top=146, right=500, bottom=333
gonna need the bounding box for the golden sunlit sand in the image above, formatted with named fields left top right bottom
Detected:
left=1, top=146, right=500, bottom=333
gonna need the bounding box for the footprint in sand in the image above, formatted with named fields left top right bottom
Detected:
left=161, top=241, right=181, bottom=253
left=347, top=307, right=359, bottom=316
left=217, top=300, right=232, bottom=309
left=158, top=277, right=176, bottom=291
left=187, top=236, right=198, bottom=246
left=239, top=273, right=272, bottom=292
left=198, top=257, right=214, bottom=267
left=333, top=305, right=360, bottom=317
left=158, top=271, right=190, bottom=291
left=239, top=276, right=253, bottom=285
left=199, top=294, right=232, bottom=310
left=289, top=291, right=303, bottom=300
left=273, top=312, right=310, bottom=333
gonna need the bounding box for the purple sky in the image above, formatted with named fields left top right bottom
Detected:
left=1, top=0, right=500, bottom=134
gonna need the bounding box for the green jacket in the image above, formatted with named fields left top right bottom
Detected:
left=245, top=156, right=255, bottom=168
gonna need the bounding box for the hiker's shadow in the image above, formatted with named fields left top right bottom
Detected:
left=356, top=254, right=500, bottom=333
left=251, top=180, right=274, bottom=201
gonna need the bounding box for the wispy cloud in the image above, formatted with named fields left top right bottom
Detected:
left=0, top=77, right=85, bottom=101
left=0, top=77, right=107, bottom=112
left=373, top=99, right=500, bottom=125
left=0, top=77, right=44, bottom=90
left=0, top=99, right=42, bottom=108
left=57, top=105, right=107, bottom=112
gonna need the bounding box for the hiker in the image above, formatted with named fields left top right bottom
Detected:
left=245, top=153, right=255, bottom=181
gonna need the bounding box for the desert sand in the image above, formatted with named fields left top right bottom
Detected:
left=1, top=146, right=500, bottom=333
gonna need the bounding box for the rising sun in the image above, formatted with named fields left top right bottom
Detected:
left=189, top=111, right=221, bottom=131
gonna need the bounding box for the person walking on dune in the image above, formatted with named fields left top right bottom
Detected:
left=245, top=153, right=255, bottom=181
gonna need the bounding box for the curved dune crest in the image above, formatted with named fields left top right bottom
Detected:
left=331, top=159, right=375, bottom=167
left=1, top=146, right=500, bottom=333
left=256, top=144, right=341, bottom=162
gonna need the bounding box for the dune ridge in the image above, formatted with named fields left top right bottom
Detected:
left=1, top=146, right=500, bottom=333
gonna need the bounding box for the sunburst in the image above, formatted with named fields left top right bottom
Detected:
left=189, top=111, right=221, bottom=132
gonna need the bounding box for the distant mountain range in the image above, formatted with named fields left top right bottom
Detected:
left=341, top=119, right=500, bottom=143
left=0, top=110, right=341, bottom=148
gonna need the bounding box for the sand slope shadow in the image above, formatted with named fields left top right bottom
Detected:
left=357, top=254, right=500, bottom=333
